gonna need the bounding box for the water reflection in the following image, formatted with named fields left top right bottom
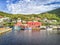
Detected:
left=0, top=30, right=60, bottom=45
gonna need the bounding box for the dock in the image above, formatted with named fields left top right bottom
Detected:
left=0, top=28, right=12, bottom=34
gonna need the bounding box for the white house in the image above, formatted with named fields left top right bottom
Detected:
left=0, top=16, right=3, bottom=23
left=0, top=16, right=10, bottom=23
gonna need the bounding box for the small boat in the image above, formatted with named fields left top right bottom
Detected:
left=46, top=26, right=53, bottom=30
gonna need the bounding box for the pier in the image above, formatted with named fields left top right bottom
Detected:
left=0, top=28, right=12, bottom=34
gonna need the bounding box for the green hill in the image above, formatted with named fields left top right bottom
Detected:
left=48, top=8, right=60, bottom=13
left=48, top=8, right=60, bottom=17
left=0, top=8, right=60, bottom=21
left=39, top=8, right=60, bottom=21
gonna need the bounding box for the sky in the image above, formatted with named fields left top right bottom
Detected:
left=0, top=0, right=60, bottom=14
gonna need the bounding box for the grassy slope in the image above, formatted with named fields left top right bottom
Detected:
left=48, top=8, right=60, bottom=17
left=0, top=8, right=60, bottom=20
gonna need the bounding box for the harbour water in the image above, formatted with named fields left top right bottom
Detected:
left=0, top=30, right=60, bottom=45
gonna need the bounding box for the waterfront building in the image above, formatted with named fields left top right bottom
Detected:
left=27, top=21, right=42, bottom=27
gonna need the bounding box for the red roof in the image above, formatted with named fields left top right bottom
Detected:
left=27, top=22, right=42, bottom=27
left=27, top=22, right=33, bottom=26
left=14, top=22, right=42, bottom=27
left=33, top=22, right=42, bottom=26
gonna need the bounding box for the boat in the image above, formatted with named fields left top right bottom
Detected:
left=46, top=26, right=53, bottom=30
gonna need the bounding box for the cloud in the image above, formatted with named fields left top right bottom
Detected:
left=6, top=0, right=60, bottom=14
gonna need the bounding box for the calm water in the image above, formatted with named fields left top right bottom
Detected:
left=0, top=30, right=60, bottom=45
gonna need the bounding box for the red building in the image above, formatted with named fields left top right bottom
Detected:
left=14, top=21, right=42, bottom=27
left=27, top=22, right=42, bottom=27
left=14, top=22, right=22, bottom=26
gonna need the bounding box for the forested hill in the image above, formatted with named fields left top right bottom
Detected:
left=48, top=8, right=60, bottom=14
left=48, top=8, right=60, bottom=17
left=39, top=8, right=60, bottom=20
left=0, top=8, right=60, bottom=21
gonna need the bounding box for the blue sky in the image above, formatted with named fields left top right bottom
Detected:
left=0, top=0, right=60, bottom=14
